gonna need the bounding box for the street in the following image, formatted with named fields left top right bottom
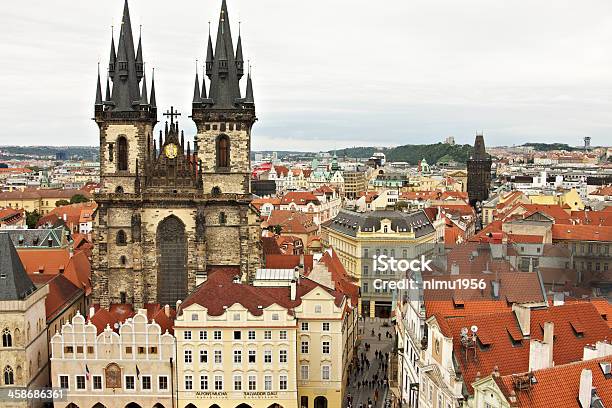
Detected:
left=345, top=318, right=395, bottom=408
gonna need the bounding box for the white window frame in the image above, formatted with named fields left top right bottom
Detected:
left=58, top=374, right=69, bottom=390
left=322, top=365, right=330, bottom=380
left=300, top=365, right=309, bottom=380
left=183, top=330, right=192, bottom=340
left=264, top=375, right=273, bottom=391
left=124, top=375, right=135, bottom=391
left=157, top=375, right=169, bottom=391
left=214, top=375, right=223, bottom=391
left=200, top=374, right=208, bottom=390
left=92, top=375, right=103, bottom=391
left=141, top=375, right=152, bottom=391
left=75, top=375, right=86, bottom=390
left=233, top=375, right=242, bottom=391
left=184, top=374, right=193, bottom=390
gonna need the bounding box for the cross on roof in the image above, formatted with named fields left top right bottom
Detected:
left=163, top=106, right=181, bottom=125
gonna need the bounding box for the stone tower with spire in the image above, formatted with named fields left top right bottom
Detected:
left=466, top=133, right=493, bottom=207
left=192, top=0, right=255, bottom=195
left=92, top=0, right=261, bottom=309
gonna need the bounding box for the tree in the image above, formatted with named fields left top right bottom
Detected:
left=69, top=194, right=90, bottom=204
left=273, top=225, right=283, bottom=235
left=55, top=199, right=70, bottom=207
left=395, top=201, right=409, bottom=211
left=26, top=210, right=41, bottom=229
left=0, top=163, right=8, bottom=168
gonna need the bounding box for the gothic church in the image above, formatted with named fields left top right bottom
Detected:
left=92, top=0, right=261, bottom=308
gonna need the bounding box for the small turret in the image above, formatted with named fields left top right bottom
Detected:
left=150, top=68, right=157, bottom=109
left=235, top=24, right=244, bottom=79
left=108, top=29, right=116, bottom=75
left=244, top=67, right=254, bottom=105
left=193, top=63, right=202, bottom=104
left=135, top=30, right=144, bottom=80
left=95, top=64, right=103, bottom=111
left=205, top=24, right=214, bottom=77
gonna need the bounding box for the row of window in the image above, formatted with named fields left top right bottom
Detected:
left=58, top=374, right=168, bottom=391
left=184, top=373, right=288, bottom=392
left=184, top=349, right=290, bottom=364
left=64, top=345, right=158, bottom=356
left=299, top=340, right=331, bottom=355
left=181, top=323, right=331, bottom=341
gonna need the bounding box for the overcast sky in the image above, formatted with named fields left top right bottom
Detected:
left=2, top=0, right=612, bottom=151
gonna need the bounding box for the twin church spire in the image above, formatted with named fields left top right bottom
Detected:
left=194, top=0, right=255, bottom=110
left=95, top=0, right=254, bottom=115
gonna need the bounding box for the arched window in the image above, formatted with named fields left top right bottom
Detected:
left=216, top=135, right=230, bottom=168
left=219, top=212, right=227, bottom=225
left=108, top=143, right=114, bottom=162
left=116, top=230, right=127, bottom=245
left=4, top=366, right=14, bottom=385
left=115, top=186, right=124, bottom=194
left=2, top=328, right=11, bottom=347
left=120, top=256, right=127, bottom=266
left=117, top=136, right=128, bottom=171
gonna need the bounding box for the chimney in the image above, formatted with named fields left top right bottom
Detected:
left=290, top=279, right=297, bottom=301
left=69, top=246, right=74, bottom=258
left=578, top=369, right=593, bottom=408
left=176, top=300, right=182, bottom=310
left=164, top=304, right=170, bottom=318
left=450, top=262, right=460, bottom=275
left=89, top=306, right=95, bottom=318
left=529, top=322, right=554, bottom=371
left=63, top=213, right=67, bottom=221
left=543, top=322, right=554, bottom=368
left=512, top=304, right=531, bottom=336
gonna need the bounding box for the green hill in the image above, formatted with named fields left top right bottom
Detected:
left=521, top=143, right=579, bottom=152
left=333, top=143, right=474, bottom=165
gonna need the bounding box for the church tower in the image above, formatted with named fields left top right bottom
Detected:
left=92, top=0, right=261, bottom=309
left=466, top=133, right=493, bottom=207
left=94, top=0, right=156, bottom=195
left=190, top=0, right=261, bottom=276
left=192, top=0, right=255, bottom=195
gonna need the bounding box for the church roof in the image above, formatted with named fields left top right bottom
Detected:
left=0, top=233, right=37, bottom=301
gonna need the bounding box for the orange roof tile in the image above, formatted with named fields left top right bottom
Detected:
left=552, top=224, right=612, bottom=242
left=498, top=357, right=612, bottom=407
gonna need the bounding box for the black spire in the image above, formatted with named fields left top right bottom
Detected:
left=136, top=27, right=144, bottom=79
left=108, top=28, right=116, bottom=75
left=95, top=64, right=103, bottom=107
left=235, top=23, right=244, bottom=79
left=205, top=23, right=214, bottom=77
left=206, top=0, right=243, bottom=109
left=245, top=67, right=254, bottom=104
left=0, top=233, right=37, bottom=301
left=109, top=0, right=141, bottom=111
left=140, top=70, right=149, bottom=105
left=193, top=62, right=202, bottom=104
left=150, top=68, right=157, bottom=108
left=472, top=133, right=487, bottom=160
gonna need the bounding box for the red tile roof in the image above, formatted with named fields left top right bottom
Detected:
left=89, top=303, right=175, bottom=334
left=497, top=357, right=612, bottom=407
left=318, top=248, right=360, bottom=305
left=424, top=271, right=545, bottom=318
left=180, top=271, right=346, bottom=316
left=17, top=248, right=92, bottom=295
left=281, top=192, right=320, bottom=206
left=266, top=210, right=318, bottom=234
left=440, top=303, right=611, bottom=394
left=29, top=274, right=83, bottom=322
left=552, top=224, right=612, bottom=242
left=265, top=254, right=314, bottom=274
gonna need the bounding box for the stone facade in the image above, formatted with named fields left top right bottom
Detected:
left=91, top=1, right=262, bottom=309
left=0, top=286, right=50, bottom=408
left=50, top=310, right=175, bottom=408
